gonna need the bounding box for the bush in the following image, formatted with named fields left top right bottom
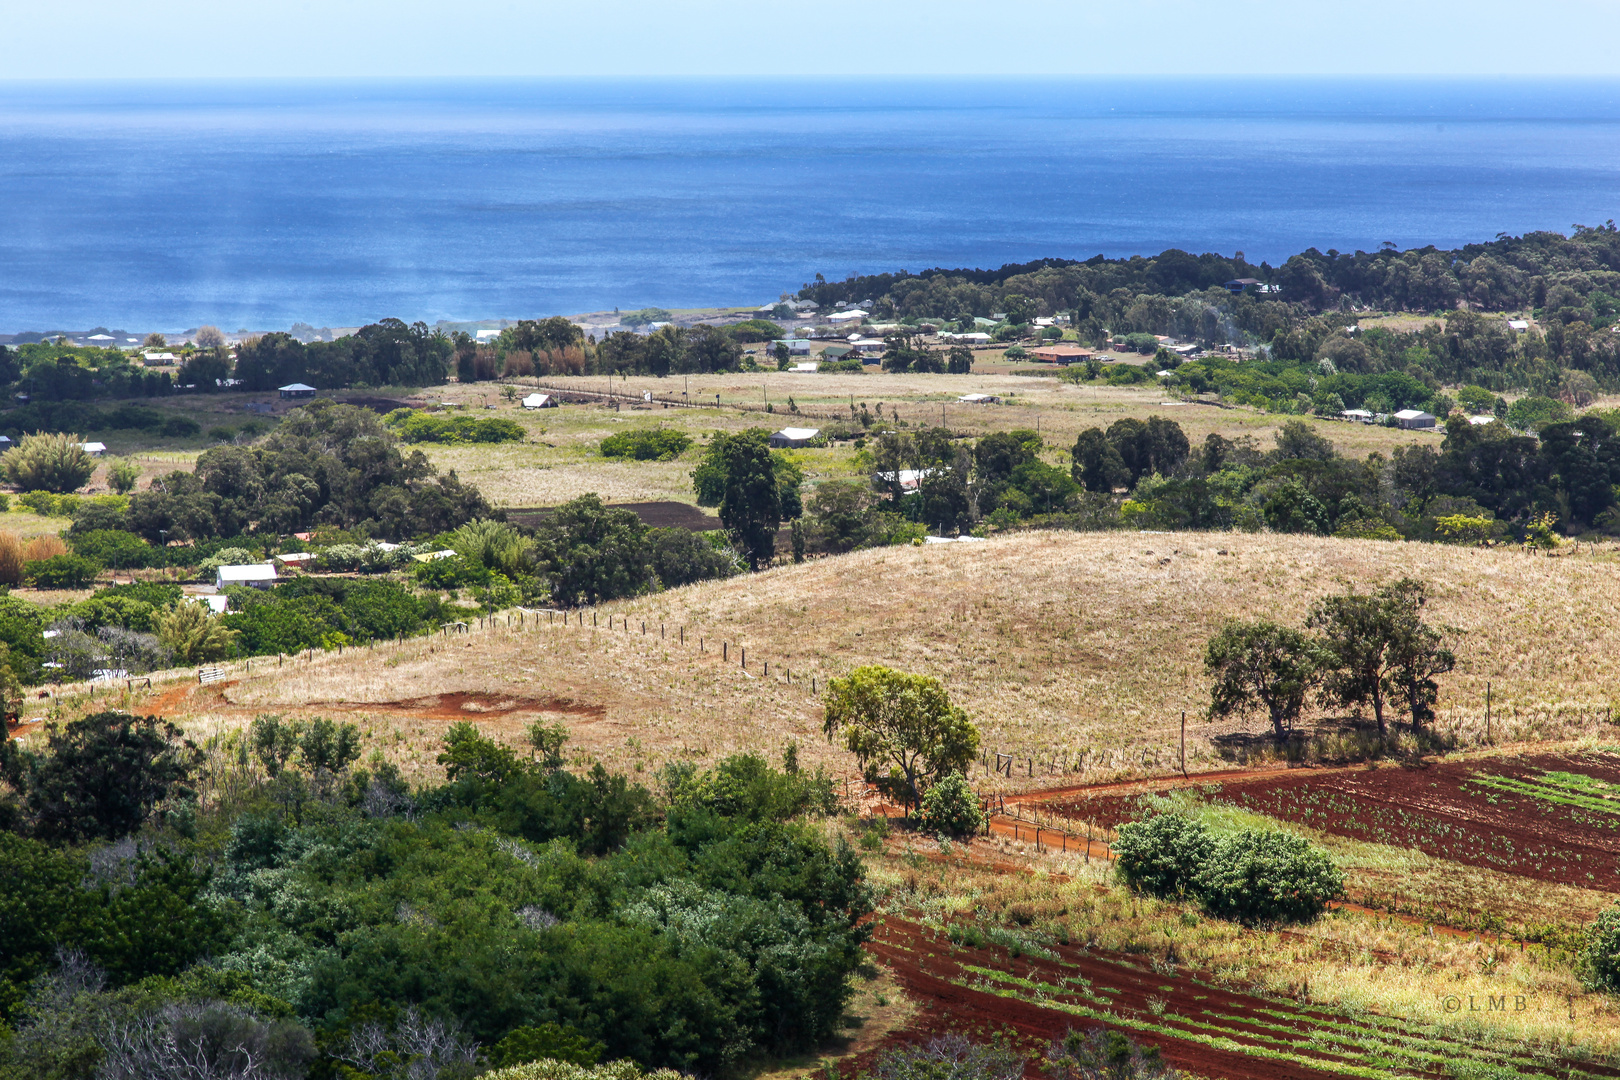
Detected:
left=106, top=457, right=141, bottom=494
left=3, top=433, right=96, bottom=493
left=1113, top=813, right=1215, bottom=900
left=156, top=601, right=239, bottom=663
left=485, top=1059, right=682, bottom=1080
left=1195, top=829, right=1343, bottom=923
left=919, top=772, right=984, bottom=836
left=600, top=428, right=693, bottom=461
left=1583, top=904, right=1620, bottom=994
left=872, top=1033, right=1023, bottom=1080
left=1003, top=345, right=1028, bottom=359
left=385, top=409, right=526, bottom=445
left=1046, top=1027, right=1175, bottom=1080
left=67, top=529, right=154, bottom=569
left=24, top=553, right=101, bottom=589
left=647, top=526, right=738, bottom=588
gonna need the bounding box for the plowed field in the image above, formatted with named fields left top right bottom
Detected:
left=1028, top=753, right=1620, bottom=891
left=864, top=917, right=1620, bottom=1080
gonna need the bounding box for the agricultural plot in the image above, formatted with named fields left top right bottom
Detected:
left=1221, top=754, right=1620, bottom=892
left=866, top=916, right=1619, bottom=1080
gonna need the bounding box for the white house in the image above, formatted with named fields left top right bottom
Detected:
left=849, top=338, right=887, bottom=357
left=768, top=427, right=821, bottom=448
left=216, top=564, right=276, bottom=591
left=279, top=383, right=317, bottom=399
left=774, top=338, right=812, bottom=355
left=1339, top=409, right=1376, bottom=423
left=522, top=392, right=557, bottom=409
left=1468, top=414, right=1498, bottom=426
left=872, top=468, right=934, bottom=492
left=1508, top=319, right=1530, bottom=332
left=1393, top=409, right=1437, bottom=430
left=80, top=442, right=108, bottom=456
left=788, top=362, right=820, bottom=373
left=192, top=594, right=230, bottom=614
left=827, top=308, right=869, bottom=323
left=143, top=351, right=179, bottom=366
left=940, top=332, right=993, bottom=345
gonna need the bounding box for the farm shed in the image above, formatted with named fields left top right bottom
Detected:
left=1394, top=409, right=1437, bottom=430
left=769, top=427, right=821, bottom=448
left=522, top=393, right=557, bottom=409
left=81, top=442, right=108, bottom=456
left=216, top=564, right=276, bottom=591
left=1029, top=344, right=1093, bottom=364
left=279, top=383, right=317, bottom=399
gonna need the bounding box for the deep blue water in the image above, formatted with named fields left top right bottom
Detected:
left=2, top=78, right=1620, bottom=332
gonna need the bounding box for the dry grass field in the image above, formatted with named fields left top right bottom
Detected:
left=91, top=530, right=1620, bottom=794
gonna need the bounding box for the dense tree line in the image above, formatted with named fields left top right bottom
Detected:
left=0, top=710, right=866, bottom=1079
left=234, top=320, right=454, bottom=391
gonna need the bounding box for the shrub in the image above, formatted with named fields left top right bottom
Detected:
left=106, top=458, right=141, bottom=494
left=156, top=602, right=240, bottom=663
left=1046, top=1027, right=1175, bottom=1080
left=0, top=532, right=24, bottom=587
left=872, top=1033, right=1024, bottom=1080
left=67, top=529, right=154, bottom=569
left=600, top=428, right=693, bottom=461
left=1113, top=813, right=1215, bottom=900
left=484, top=1060, right=683, bottom=1080
left=3, top=433, right=96, bottom=493
left=647, top=526, right=738, bottom=588
left=1195, top=830, right=1343, bottom=923
left=1583, top=904, right=1620, bottom=994
left=24, top=554, right=100, bottom=589
left=1003, top=345, right=1028, bottom=359
left=489, top=1023, right=605, bottom=1069
left=919, top=771, right=984, bottom=836
left=385, top=409, right=525, bottom=445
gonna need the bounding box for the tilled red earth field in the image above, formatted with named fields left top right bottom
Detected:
left=1030, top=753, right=1620, bottom=891
left=862, top=917, right=1619, bottom=1080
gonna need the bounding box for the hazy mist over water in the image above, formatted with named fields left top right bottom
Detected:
left=2, top=78, right=1619, bottom=331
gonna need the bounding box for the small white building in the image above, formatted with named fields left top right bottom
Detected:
left=769, top=427, right=821, bottom=448
left=143, top=351, right=179, bottom=366
left=788, top=362, right=820, bottom=373
left=873, top=468, right=934, bottom=492
left=1508, top=319, right=1530, bottom=332
left=274, top=552, right=317, bottom=566
left=522, top=392, right=557, bottom=409
left=1468, top=414, right=1498, bottom=426
left=279, top=383, right=317, bottom=399
left=957, top=393, right=1000, bottom=404
left=773, top=338, right=812, bottom=355
left=1339, top=409, right=1376, bottom=423
left=827, top=308, right=869, bottom=323
left=940, top=332, right=993, bottom=345
left=193, top=594, right=230, bottom=614
left=1394, top=409, right=1437, bottom=430
left=81, top=442, right=108, bottom=456
left=849, top=338, right=887, bottom=357
left=216, top=564, right=276, bottom=591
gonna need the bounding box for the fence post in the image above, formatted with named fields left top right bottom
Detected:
left=723, top=642, right=727, bottom=661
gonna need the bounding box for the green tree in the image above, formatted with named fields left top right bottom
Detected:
left=20, top=711, right=200, bottom=843
left=156, top=601, right=239, bottom=663
left=3, top=432, right=96, bottom=494
left=1204, top=620, right=1327, bottom=740
left=531, top=495, right=654, bottom=606
left=1583, top=903, right=1620, bottom=994
left=822, top=665, right=979, bottom=812
left=1308, top=577, right=1447, bottom=735
left=945, top=344, right=973, bottom=374
left=701, top=430, right=781, bottom=570
left=1114, top=812, right=1216, bottom=899
left=1070, top=428, right=1129, bottom=492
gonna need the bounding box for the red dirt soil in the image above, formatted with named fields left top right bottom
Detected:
left=1029, top=753, right=1620, bottom=892
left=859, top=916, right=1620, bottom=1080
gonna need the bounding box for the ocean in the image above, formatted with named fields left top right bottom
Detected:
left=2, top=78, right=1619, bottom=333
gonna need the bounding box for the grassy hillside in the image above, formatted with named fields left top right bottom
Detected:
left=125, top=530, right=1620, bottom=788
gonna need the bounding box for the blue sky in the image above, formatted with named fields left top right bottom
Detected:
left=10, top=0, right=1620, bottom=77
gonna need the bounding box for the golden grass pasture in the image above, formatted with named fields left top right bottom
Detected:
left=132, top=530, right=1620, bottom=790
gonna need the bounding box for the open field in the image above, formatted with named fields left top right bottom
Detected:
left=62, top=529, right=1620, bottom=794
